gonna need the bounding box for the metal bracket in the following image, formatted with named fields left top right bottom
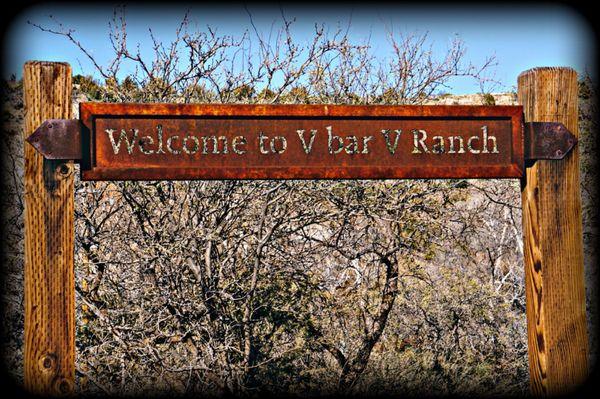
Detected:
left=524, top=122, right=577, bottom=161
left=26, top=119, right=82, bottom=161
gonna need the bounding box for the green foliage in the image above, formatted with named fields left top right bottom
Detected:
left=375, top=88, right=399, bottom=104
left=141, top=77, right=175, bottom=101
left=73, top=74, right=102, bottom=100
left=232, top=84, right=256, bottom=101
left=257, top=88, right=276, bottom=102
left=283, top=86, right=311, bottom=103
left=481, top=93, right=496, bottom=106
left=185, top=83, right=215, bottom=102
left=119, top=76, right=141, bottom=100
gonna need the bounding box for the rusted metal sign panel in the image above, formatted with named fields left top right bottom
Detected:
left=77, top=103, right=524, bottom=180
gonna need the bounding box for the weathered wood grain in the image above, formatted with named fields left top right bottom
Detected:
left=23, top=61, right=75, bottom=395
left=518, top=67, right=589, bottom=395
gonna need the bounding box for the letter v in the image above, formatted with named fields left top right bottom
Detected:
left=297, top=129, right=317, bottom=154
left=381, top=129, right=402, bottom=154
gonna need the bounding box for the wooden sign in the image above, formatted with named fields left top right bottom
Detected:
left=74, top=103, right=525, bottom=180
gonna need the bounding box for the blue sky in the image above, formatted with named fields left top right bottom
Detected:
left=2, top=2, right=596, bottom=94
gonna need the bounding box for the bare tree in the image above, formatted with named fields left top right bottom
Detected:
left=29, top=5, right=497, bottom=105
left=0, top=7, right=542, bottom=397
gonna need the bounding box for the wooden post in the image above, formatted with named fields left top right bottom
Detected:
left=23, top=61, right=75, bottom=395
left=518, top=67, right=588, bottom=395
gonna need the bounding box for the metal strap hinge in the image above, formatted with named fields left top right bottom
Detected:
left=524, top=122, right=577, bottom=161
left=26, top=119, right=82, bottom=161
